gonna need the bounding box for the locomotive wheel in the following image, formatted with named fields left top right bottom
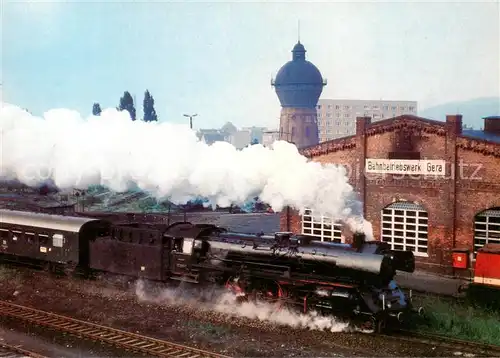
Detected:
left=225, top=278, right=289, bottom=309
left=360, top=316, right=385, bottom=334
left=63, top=262, right=77, bottom=277
left=267, top=281, right=289, bottom=309
left=246, top=280, right=289, bottom=309
left=225, top=276, right=248, bottom=303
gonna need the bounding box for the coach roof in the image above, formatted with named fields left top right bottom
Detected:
left=0, top=209, right=106, bottom=233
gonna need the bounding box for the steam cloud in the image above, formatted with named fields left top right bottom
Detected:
left=0, top=102, right=372, bottom=237
left=134, top=280, right=352, bottom=333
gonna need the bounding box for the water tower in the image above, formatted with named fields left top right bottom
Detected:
left=271, top=41, right=326, bottom=148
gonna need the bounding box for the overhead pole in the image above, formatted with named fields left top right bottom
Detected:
left=183, top=113, right=198, bottom=129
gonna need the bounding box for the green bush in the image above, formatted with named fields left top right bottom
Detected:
left=416, top=296, right=500, bottom=346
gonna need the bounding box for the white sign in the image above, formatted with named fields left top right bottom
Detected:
left=365, top=159, right=446, bottom=176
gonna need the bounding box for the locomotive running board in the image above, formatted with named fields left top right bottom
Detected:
left=169, top=275, right=199, bottom=283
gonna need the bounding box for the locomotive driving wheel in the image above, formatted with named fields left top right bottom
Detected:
left=246, top=280, right=289, bottom=309
left=265, top=281, right=289, bottom=310
left=225, top=276, right=248, bottom=303
left=360, top=316, right=386, bottom=334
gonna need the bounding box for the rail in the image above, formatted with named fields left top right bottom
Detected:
left=0, top=341, right=48, bottom=358
left=0, top=300, right=231, bottom=358
left=387, top=329, right=500, bottom=356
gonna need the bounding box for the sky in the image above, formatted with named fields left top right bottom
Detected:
left=1, top=0, right=499, bottom=130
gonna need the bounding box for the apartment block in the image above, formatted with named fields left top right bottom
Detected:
left=316, top=99, right=418, bottom=141
left=262, top=130, right=280, bottom=147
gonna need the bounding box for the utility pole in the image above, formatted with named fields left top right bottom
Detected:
left=183, top=113, right=198, bottom=129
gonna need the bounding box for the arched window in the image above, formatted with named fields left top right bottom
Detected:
left=301, top=209, right=343, bottom=243
left=381, top=201, right=428, bottom=256
left=473, top=207, right=500, bottom=256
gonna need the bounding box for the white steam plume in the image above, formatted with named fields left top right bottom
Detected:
left=134, top=280, right=352, bottom=333
left=0, top=102, right=372, bottom=238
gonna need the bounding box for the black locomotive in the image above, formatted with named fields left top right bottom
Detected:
left=0, top=209, right=424, bottom=333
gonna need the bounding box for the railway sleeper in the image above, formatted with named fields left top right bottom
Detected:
left=166, top=350, right=184, bottom=356
left=82, top=330, right=106, bottom=337
left=97, top=332, right=122, bottom=339
left=76, top=328, right=102, bottom=334
left=134, top=343, right=157, bottom=349
left=16, top=312, right=35, bottom=318
left=40, top=318, right=62, bottom=325
left=154, top=347, right=178, bottom=353
left=116, top=338, right=141, bottom=344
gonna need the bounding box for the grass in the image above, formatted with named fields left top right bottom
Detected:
left=185, top=320, right=231, bottom=338
left=0, top=266, right=19, bottom=281
left=413, top=295, right=500, bottom=346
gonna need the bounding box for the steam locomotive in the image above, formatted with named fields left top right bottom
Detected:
left=0, top=209, right=424, bottom=333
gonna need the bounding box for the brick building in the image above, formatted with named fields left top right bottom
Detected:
left=280, top=114, right=500, bottom=274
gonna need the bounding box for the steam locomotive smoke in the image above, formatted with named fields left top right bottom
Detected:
left=0, top=103, right=372, bottom=237
left=134, top=280, right=350, bottom=332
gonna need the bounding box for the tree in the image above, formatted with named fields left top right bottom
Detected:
left=118, top=91, right=136, bottom=121
left=143, top=90, right=158, bottom=122
left=92, top=103, right=102, bottom=116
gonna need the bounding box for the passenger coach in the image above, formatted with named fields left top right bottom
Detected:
left=0, top=209, right=109, bottom=273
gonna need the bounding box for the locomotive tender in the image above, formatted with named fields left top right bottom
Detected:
left=0, top=209, right=424, bottom=333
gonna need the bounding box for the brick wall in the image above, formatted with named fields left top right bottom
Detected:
left=279, top=107, right=319, bottom=149
left=455, top=148, right=500, bottom=252
left=281, top=114, right=500, bottom=274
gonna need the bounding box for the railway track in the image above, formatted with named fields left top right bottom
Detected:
left=387, top=329, right=500, bottom=356
left=0, top=341, right=48, bottom=358
left=0, top=300, right=231, bottom=358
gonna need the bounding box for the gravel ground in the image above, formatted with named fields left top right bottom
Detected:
left=0, top=266, right=484, bottom=357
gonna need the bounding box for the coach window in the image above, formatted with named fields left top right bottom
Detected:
left=26, top=232, right=35, bottom=244
left=38, top=234, right=50, bottom=245
left=381, top=201, right=428, bottom=256
left=52, top=234, right=64, bottom=247
left=473, top=207, right=500, bottom=257
left=301, top=209, right=343, bottom=243
left=12, top=230, right=22, bottom=241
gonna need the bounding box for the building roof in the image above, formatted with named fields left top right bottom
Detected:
left=201, top=133, right=227, bottom=145
left=299, top=114, right=500, bottom=158
left=221, top=122, right=238, bottom=135
left=272, top=41, right=326, bottom=108
left=164, top=222, right=224, bottom=239
left=0, top=209, right=104, bottom=233
left=462, top=129, right=500, bottom=144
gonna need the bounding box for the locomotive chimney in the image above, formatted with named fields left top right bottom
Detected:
left=352, top=232, right=366, bottom=252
